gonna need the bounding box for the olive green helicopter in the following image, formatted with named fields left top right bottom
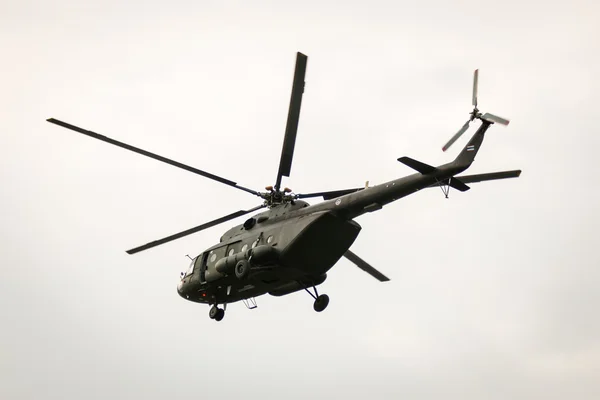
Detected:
left=47, top=52, right=521, bottom=321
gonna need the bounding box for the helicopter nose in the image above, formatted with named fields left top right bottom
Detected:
left=177, top=280, right=186, bottom=297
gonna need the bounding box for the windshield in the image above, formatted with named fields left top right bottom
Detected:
left=186, top=258, right=195, bottom=277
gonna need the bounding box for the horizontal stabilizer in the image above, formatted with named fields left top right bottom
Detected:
left=426, top=170, right=521, bottom=191
left=397, top=156, right=437, bottom=174
left=448, top=178, right=470, bottom=192
left=455, top=170, right=521, bottom=183
left=343, top=250, right=390, bottom=282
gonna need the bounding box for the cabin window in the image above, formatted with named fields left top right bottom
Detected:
left=267, top=235, right=274, bottom=244
left=228, top=248, right=235, bottom=256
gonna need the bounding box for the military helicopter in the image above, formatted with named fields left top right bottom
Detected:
left=47, top=52, right=521, bottom=322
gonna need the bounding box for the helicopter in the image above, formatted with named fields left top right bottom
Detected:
left=47, top=52, right=521, bottom=322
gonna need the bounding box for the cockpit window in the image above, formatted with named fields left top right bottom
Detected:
left=186, top=259, right=195, bottom=276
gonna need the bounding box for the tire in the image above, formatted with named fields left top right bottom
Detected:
left=313, top=294, right=330, bottom=312
left=209, top=306, right=219, bottom=319
left=214, top=309, right=225, bottom=322
left=234, top=260, right=250, bottom=279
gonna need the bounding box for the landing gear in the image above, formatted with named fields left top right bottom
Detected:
left=303, top=285, right=330, bottom=313
left=209, top=305, right=225, bottom=322
left=313, top=294, right=329, bottom=312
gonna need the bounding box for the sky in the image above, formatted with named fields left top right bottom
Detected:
left=1, top=0, right=599, bottom=399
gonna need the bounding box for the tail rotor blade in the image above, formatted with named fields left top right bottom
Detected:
left=481, top=113, right=510, bottom=126
left=442, top=120, right=470, bottom=152
left=443, top=69, right=510, bottom=153
left=472, top=69, right=479, bottom=107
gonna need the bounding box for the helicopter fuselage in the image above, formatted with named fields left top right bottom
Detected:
left=177, top=125, right=486, bottom=306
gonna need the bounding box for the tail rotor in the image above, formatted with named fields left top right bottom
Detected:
left=442, top=69, right=510, bottom=152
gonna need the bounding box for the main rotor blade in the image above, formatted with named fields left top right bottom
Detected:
left=296, top=187, right=363, bottom=200
left=47, top=118, right=259, bottom=196
left=126, top=204, right=266, bottom=254
left=274, top=52, right=308, bottom=190
left=472, top=69, right=479, bottom=107
left=481, top=113, right=510, bottom=126
left=343, top=250, right=390, bottom=282
left=442, top=120, right=470, bottom=152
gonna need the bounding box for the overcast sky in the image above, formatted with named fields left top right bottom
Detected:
left=1, top=1, right=599, bottom=399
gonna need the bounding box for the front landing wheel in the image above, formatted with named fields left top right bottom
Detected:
left=209, top=306, right=225, bottom=321
left=313, top=294, right=329, bottom=312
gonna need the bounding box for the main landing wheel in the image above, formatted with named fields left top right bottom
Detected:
left=313, top=294, right=329, bottom=312
left=303, top=284, right=330, bottom=313
left=209, top=306, right=225, bottom=322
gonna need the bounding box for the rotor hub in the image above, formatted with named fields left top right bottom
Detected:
left=260, top=186, right=297, bottom=207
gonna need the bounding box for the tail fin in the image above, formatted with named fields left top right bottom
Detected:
left=452, top=121, right=491, bottom=169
